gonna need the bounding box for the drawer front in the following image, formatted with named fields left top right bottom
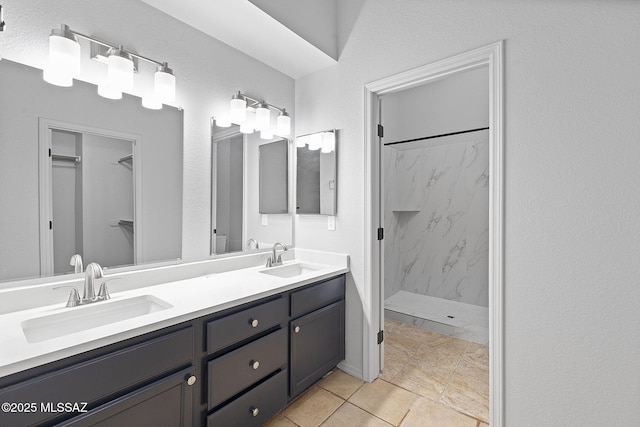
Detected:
left=0, top=327, right=194, bottom=427
left=207, top=370, right=287, bottom=427
left=208, top=328, right=287, bottom=409
left=207, top=297, right=287, bottom=354
left=291, top=275, right=345, bottom=318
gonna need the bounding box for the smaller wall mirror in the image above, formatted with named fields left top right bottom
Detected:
left=296, top=130, right=337, bottom=215
left=259, top=139, right=289, bottom=214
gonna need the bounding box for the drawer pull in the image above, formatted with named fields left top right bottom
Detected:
left=294, top=326, right=300, bottom=333
left=187, top=375, right=197, bottom=386
left=250, top=318, right=259, bottom=328
left=251, top=360, right=260, bottom=370
left=251, top=407, right=259, bottom=417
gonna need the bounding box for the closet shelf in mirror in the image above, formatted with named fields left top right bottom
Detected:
left=118, top=220, right=134, bottom=230
left=391, top=209, right=420, bottom=213
left=117, top=154, right=133, bottom=164
left=52, top=154, right=81, bottom=163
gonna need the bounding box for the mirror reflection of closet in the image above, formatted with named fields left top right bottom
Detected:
left=296, top=130, right=337, bottom=215
left=50, top=129, right=134, bottom=274
left=211, top=129, right=244, bottom=255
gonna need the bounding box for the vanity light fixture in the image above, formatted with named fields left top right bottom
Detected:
left=227, top=91, right=291, bottom=139
left=43, top=24, right=176, bottom=109
left=296, top=129, right=336, bottom=153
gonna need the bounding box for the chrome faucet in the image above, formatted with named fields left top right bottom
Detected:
left=83, top=262, right=103, bottom=302
left=266, top=242, right=288, bottom=267
left=70, top=254, right=83, bottom=274
left=54, top=262, right=113, bottom=307
left=247, top=238, right=259, bottom=250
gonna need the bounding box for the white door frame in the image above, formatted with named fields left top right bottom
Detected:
left=363, top=41, right=504, bottom=425
left=39, top=118, right=143, bottom=275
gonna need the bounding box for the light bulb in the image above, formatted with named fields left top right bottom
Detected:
left=107, top=47, right=134, bottom=92
left=276, top=110, right=291, bottom=136
left=255, top=101, right=271, bottom=131
left=97, top=82, right=122, bottom=100
left=321, top=131, right=336, bottom=153
left=154, top=63, right=175, bottom=104
left=142, top=95, right=162, bottom=110
left=215, top=115, right=231, bottom=128
left=43, top=25, right=80, bottom=86
left=230, top=92, right=247, bottom=124
left=260, top=129, right=274, bottom=140
left=308, top=133, right=322, bottom=150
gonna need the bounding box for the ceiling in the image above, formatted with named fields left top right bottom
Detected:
left=140, top=0, right=337, bottom=79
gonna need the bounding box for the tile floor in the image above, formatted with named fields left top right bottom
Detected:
left=264, top=319, right=489, bottom=427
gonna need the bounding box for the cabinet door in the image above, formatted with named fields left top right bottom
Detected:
left=290, top=300, right=345, bottom=398
left=59, top=367, right=194, bottom=427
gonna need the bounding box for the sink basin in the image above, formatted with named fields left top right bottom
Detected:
left=260, top=263, right=321, bottom=279
left=21, top=295, right=172, bottom=343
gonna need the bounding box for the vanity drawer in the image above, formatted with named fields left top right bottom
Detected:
left=208, top=328, right=287, bottom=409
left=290, top=275, right=345, bottom=318
left=206, top=369, right=287, bottom=427
left=207, top=296, right=287, bottom=354
left=0, top=327, right=193, bottom=427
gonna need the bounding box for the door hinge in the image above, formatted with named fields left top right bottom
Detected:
left=377, top=330, right=384, bottom=344
left=49, top=220, right=52, bottom=230
left=377, top=124, right=384, bottom=138
left=377, top=227, right=384, bottom=240
left=48, top=148, right=51, bottom=157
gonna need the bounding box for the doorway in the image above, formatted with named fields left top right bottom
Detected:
left=364, top=41, right=504, bottom=426
left=39, top=119, right=142, bottom=276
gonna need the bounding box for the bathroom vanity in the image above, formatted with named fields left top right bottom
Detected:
left=0, top=250, right=348, bottom=426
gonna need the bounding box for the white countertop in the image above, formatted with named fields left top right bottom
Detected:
left=0, top=249, right=349, bottom=378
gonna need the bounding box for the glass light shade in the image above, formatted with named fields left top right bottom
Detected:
left=321, top=131, right=336, bottom=153
left=239, top=122, right=254, bottom=134
left=276, top=111, right=291, bottom=136
left=260, top=129, right=273, bottom=140
left=255, top=102, right=271, bottom=131
left=230, top=94, right=247, bottom=124
left=43, top=67, right=73, bottom=87
left=107, top=48, right=134, bottom=92
left=97, top=83, right=122, bottom=100
left=142, top=95, right=162, bottom=110
left=295, top=135, right=308, bottom=147
left=48, top=30, right=81, bottom=78
left=245, top=108, right=256, bottom=129
left=154, top=64, right=175, bottom=103
left=215, top=115, right=231, bottom=128
left=308, top=133, right=322, bottom=150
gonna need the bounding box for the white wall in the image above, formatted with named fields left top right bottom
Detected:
left=0, top=0, right=294, bottom=266
left=296, top=0, right=640, bottom=425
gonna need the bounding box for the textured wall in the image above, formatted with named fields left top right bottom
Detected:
left=296, top=0, right=640, bottom=425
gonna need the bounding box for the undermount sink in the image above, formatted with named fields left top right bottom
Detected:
left=260, top=263, right=321, bottom=279
left=21, top=295, right=172, bottom=343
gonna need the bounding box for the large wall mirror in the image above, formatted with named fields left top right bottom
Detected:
left=211, top=122, right=293, bottom=255
left=296, top=130, right=337, bottom=215
left=0, top=59, right=183, bottom=284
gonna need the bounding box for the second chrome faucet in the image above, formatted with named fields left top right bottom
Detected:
left=266, top=242, right=288, bottom=267
left=55, top=262, right=113, bottom=307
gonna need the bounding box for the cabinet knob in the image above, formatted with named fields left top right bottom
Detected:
left=187, top=375, right=197, bottom=386
left=250, top=318, right=259, bottom=328
left=251, top=360, right=260, bottom=370
left=294, top=326, right=300, bottom=333
left=250, top=407, right=259, bottom=417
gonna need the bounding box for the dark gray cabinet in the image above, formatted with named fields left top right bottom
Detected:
left=289, top=275, right=346, bottom=398
left=0, top=273, right=346, bottom=426
left=59, top=366, right=194, bottom=426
